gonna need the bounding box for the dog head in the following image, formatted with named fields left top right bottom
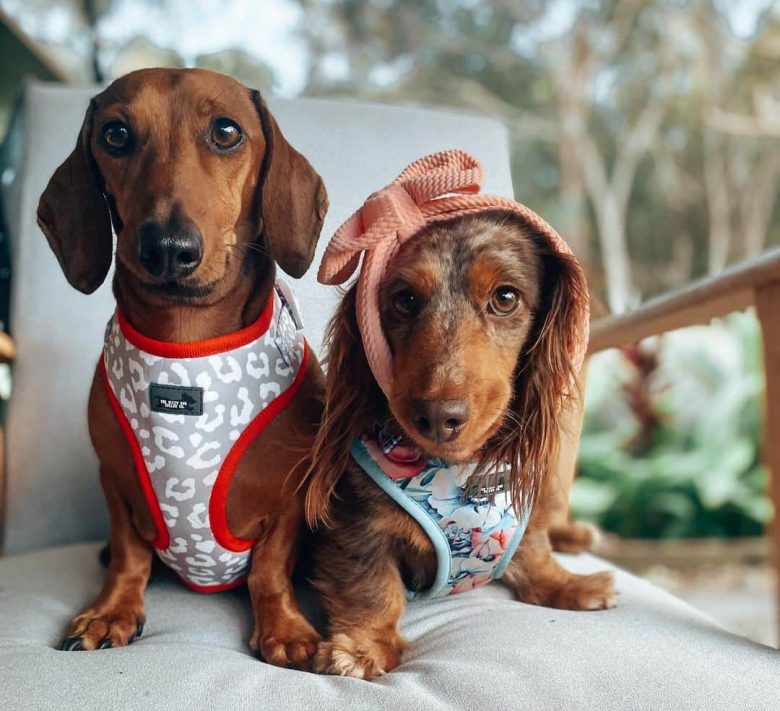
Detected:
left=306, top=211, right=587, bottom=524
left=37, top=68, right=328, bottom=303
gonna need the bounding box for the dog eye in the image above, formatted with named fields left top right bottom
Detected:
left=101, top=121, right=131, bottom=153
left=392, top=289, right=418, bottom=317
left=211, top=118, right=243, bottom=150
left=489, top=286, right=520, bottom=316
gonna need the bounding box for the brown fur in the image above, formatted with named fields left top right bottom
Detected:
left=306, top=213, right=616, bottom=680
left=37, top=68, right=328, bottom=669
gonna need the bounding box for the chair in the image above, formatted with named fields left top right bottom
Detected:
left=0, top=81, right=776, bottom=711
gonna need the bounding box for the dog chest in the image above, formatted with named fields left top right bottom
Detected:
left=101, top=284, right=307, bottom=592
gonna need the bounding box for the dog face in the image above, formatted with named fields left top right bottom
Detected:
left=37, top=68, right=328, bottom=302
left=380, top=214, right=543, bottom=461
left=306, top=210, right=587, bottom=524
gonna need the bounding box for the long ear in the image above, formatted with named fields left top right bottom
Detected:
left=251, top=91, right=329, bottom=278
left=304, top=287, right=383, bottom=527
left=484, top=238, right=588, bottom=511
left=36, top=99, right=113, bottom=294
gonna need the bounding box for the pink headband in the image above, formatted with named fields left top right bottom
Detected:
left=318, top=149, right=587, bottom=396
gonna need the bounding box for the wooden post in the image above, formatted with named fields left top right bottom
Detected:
left=0, top=332, right=14, bottom=523
left=756, top=281, right=780, bottom=642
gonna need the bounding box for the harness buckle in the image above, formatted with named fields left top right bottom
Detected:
left=274, top=279, right=305, bottom=331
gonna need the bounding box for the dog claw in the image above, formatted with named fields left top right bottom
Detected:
left=58, top=636, right=84, bottom=651
left=128, top=620, right=143, bottom=644
left=58, top=618, right=143, bottom=651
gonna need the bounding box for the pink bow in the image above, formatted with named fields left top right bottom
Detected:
left=319, top=151, right=484, bottom=285
left=317, top=149, right=582, bottom=396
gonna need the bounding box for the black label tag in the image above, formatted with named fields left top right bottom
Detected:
left=149, top=384, right=203, bottom=416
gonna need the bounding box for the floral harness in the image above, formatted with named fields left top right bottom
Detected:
left=352, top=428, right=530, bottom=599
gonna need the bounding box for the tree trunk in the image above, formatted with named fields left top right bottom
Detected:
left=742, top=148, right=780, bottom=259
left=558, top=138, right=590, bottom=263
left=594, top=192, right=634, bottom=314
left=702, top=129, right=731, bottom=274
left=82, top=0, right=103, bottom=82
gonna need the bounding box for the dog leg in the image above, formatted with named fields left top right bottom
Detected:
left=503, top=525, right=617, bottom=611
left=503, top=371, right=615, bottom=609
left=312, top=537, right=407, bottom=680
left=548, top=521, right=601, bottom=553
left=247, top=511, right=321, bottom=670
left=59, top=468, right=152, bottom=650
left=545, top=366, right=601, bottom=554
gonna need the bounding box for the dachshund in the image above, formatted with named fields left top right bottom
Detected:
left=304, top=151, right=616, bottom=680
left=37, top=68, right=328, bottom=669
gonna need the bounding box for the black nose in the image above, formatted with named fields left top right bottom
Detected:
left=411, top=399, right=470, bottom=443
left=137, top=219, right=203, bottom=279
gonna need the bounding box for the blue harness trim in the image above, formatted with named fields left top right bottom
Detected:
left=351, top=437, right=530, bottom=599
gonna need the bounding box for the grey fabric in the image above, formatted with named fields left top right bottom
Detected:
left=0, top=542, right=776, bottom=711
left=0, top=81, right=512, bottom=554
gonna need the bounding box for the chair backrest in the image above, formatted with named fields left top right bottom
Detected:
left=0, top=81, right=513, bottom=555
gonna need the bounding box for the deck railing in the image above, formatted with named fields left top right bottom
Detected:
left=588, top=246, right=780, bottom=634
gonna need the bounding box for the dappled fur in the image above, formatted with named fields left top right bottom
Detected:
left=306, top=213, right=616, bottom=680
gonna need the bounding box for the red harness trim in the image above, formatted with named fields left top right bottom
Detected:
left=209, top=345, right=311, bottom=552
left=100, top=356, right=170, bottom=550
left=179, top=575, right=248, bottom=594
left=117, top=296, right=274, bottom=358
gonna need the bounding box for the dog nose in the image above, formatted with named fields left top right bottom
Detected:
left=411, top=399, right=470, bottom=443
left=137, top=220, right=203, bottom=279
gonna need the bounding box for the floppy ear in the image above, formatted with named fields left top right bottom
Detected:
left=36, top=99, right=113, bottom=294
left=484, top=235, right=588, bottom=511
left=251, top=91, right=329, bottom=278
left=304, top=286, right=383, bottom=527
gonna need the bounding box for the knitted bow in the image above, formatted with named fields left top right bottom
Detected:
left=318, top=149, right=583, bottom=396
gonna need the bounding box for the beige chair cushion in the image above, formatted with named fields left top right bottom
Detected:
left=0, top=542, right=777, bottom=711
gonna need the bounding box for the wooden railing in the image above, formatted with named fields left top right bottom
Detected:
left=588, top=246, right=780, bottom=634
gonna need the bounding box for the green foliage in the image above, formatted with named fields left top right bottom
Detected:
left=574, top=313, right=771, bottom=538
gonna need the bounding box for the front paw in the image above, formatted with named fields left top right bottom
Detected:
left=58, top=608, right=145, bottom=651
left=251, top=617, right=321, bottom=670
left=313, top=633, right=403, bottom=680
left=537, top=570, right=618, bottom=611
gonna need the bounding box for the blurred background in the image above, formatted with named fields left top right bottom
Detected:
left=0, top=0, right=778, bottom=645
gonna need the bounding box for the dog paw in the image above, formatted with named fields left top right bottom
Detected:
left=252, top=618, right=321, bottom=670
left=313, top=635, right=386, bottom=680
left=547, top=570, right=618, bottom=611
left=313, top=633, right=403, bottom=680
left=58, top=610, right=145, bottom=651
left=548, top=522, right=601, bottom=554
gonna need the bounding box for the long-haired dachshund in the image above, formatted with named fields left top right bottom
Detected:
left=37, top=68, right=328, bottom=669
left=305, top=151, right=616, bottom=679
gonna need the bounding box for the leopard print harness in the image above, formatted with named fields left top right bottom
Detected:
left=101, top=282, right=307, bottom=592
